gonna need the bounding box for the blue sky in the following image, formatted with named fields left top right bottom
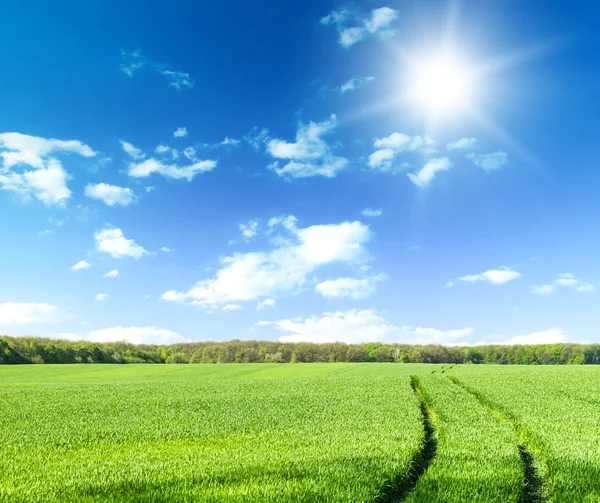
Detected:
left=2, top=0, right=600, bottom=346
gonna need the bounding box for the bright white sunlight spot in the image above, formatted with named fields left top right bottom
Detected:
left=407, top=51, right=475, bottom=117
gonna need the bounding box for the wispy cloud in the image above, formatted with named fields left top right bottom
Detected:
left=368, top=132, right=433, bottom=172
left=456, top=266, right=521, bottom=285
left=155, top=144, right=179, bottom=160
left=120, top=141, right=145, bottom=160
left=173, top=127, right=188, bottom=138
left=408, top=157, right=452, bottom=187
left=244, top=127, right=271, bottom=152
left=260, top=309, right=472, bottom=344
left=315, top=274, right=385, bottom=299
left=103, top=269, right=119, bottom=278
left=202, top=137, right=241, bottom=150
left=531, top=273, right=594, bottom=295
left=468, top=151, right=508, bottom=171
left=321, top=7, right=398, bottom=48
left=339, top=76, right=375, bottom=93
left=120, top=49, right=146, bottom=76
left=240, top=220, right=259, bottom=239
left=0, top=302, right=61, bottom=325
left=84, top=183, right=136, bottom=207
left=361, top=208, right=383, bottom=217
left=161, top=70, right=195, bottom=90
left=71, top=260, right=92, bottom=271
left=120, top=50, right=195, bottom=91
left=266, top=114, right=348, bottom=179
left=447, top=137, right=477, bottom=151
left=487, top=328, right=566, bottom=345
left=121, top=137, right=217, bottom=182
left=70, top=325, right=187, bottom=345
left=128, top=158, right=216, bottom=181
left=257, top=298, right=276, bottom=310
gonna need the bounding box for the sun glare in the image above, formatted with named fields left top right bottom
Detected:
left=408, top=51, right=475, bottom=118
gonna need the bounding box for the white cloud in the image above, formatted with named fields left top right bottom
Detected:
left=0, top=133, right=96, bottom=205
left=162, top=70, right=195, bottom=90
left=244, top=127, right=271, bottom=152
left=447, top=137, right=477, bottom=150
left=84, top=183, right=136, bottom=207
left=120, top=50, right=145, bottom=76
left=408, top=157, right=452, bottom=187
left=94, top=228, right=148, bottom=259
left=39, top=229, right=53, bottom=236
left=121, top=50, right=194, bottom=91
left=531, top=273, right=594, bottom=295
left=266, top=114, right=348, bottom=178
left=488, top=328, right=567, bottom=345
left=339, top=76, right=375, bottom=93
left=72, top=260, right=92, bottom=271
left=120, top=140, right=145, bottom=160
left=338, top=27, right=363, bottom=48
left=86, top=326, right=186, bottom=345
left=315, top=275, right=384, bottom=299
left=361, top=208, right=383, bottom=217
left=240, top=220, right=259, bottom=239
left=322, top=7, right=398, bottom=48
left=0, top=133, right=95, bottom=169
left=128, top=158, right=217, bottom=181
left=202, top=137, right=241, bottom=150
left=364, top=7, right=398, bottom=33
left=221, top=137, right=240, bottom=147
left=173, top=127, right=188, bottom=138
left=0, top=302, right=60, bottom=325
left=155, top=144, right=179, bottom=160
left=160, top=247, right=173, bottom=253
left=183, top=147, right=197, bottom=161
left=367, top=149, right=395, bottom=171
left=103, top=269, right=119, bottom=278
left=223, top=303, right=242, bottom=312
left=468, top=151, right=508, bottom=171
left=458, top=266, right=521, bottom=285
left=162, top=217, right=371, bottom=309
left=320, top=9, right=350, bottom=26
left=95, top=293, right=110, bottom=302
left=368, top=132, right=433, bottom=172
left=257, top=298, right=276, bottom=310
left=373, top=132, right=431, bottom=151
left=260, top=309, right=472, bottom=344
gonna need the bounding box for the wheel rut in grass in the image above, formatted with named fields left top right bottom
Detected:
left=447, top=376, right=547, bottom=503
left=375, top=376, right=437, bottom=503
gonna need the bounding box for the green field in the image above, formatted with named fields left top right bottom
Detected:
left=1, top=364, right=599, bottom=502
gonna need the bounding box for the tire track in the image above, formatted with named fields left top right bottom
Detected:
left=447, top=376, right=548, bottom=503
left=375, top=376, right=437, bottom=502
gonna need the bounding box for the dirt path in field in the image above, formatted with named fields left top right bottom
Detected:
left=375, top=376, right=437, bottom=502
left=448, top=377, right=548, bottom=503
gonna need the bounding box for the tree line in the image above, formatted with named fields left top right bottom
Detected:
left=1, top=336, right=599, bottom=365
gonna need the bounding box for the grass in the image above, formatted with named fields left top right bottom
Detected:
left=0, top=364, right=427, bottom=502
left=1, top=363, right=600, bottom=502
left=448, top=365, right=600, bottom=502
left=404, top=375, right=523, bottom=503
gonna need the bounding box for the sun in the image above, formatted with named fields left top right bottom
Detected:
left=407, top=51, right=476, bottom=118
